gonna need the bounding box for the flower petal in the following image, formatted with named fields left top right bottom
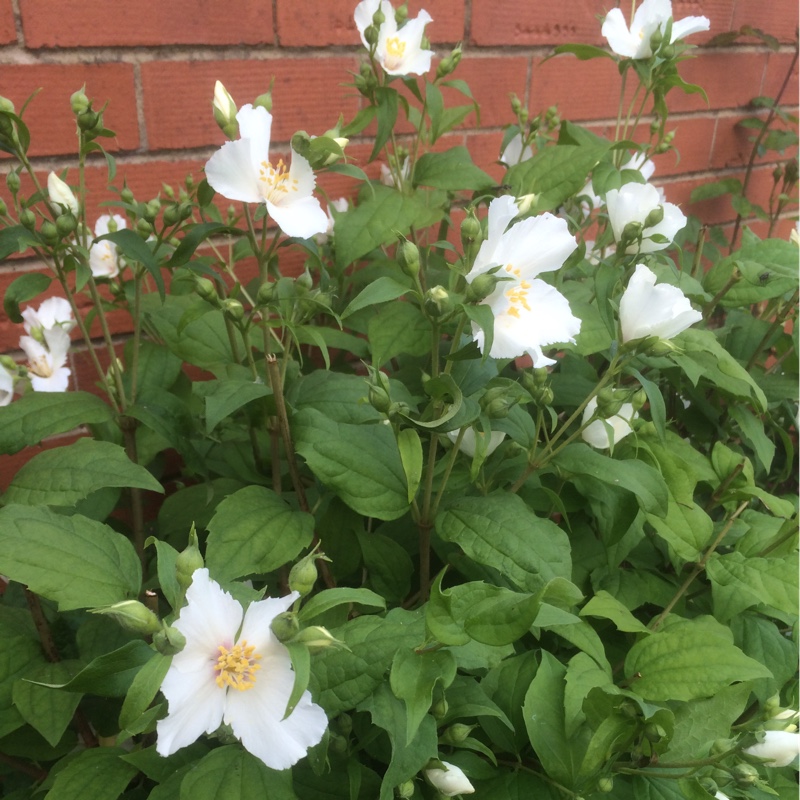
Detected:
left=236, top=104, right=272, bottom=168
left=601, top=8, right=639, bottom=57
left=205, top=139, right=263, bottom=204
left=670, top=15, right=710, bottom=42
left=267, top=195, right=328, bottom=239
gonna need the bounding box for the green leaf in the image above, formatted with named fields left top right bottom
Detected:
left=3, top=272, right=52, bottom=323
left=2, top=439, right=163, bottom=506
left=368, top=300, right=432, bottom=368
left=299, top=588, right=386, bottom=622
left=0, top=505, right=141, bottom=610
left=550, top=43, right=615, bottom=60
left=647, top=495, right=713, bottom=565
left=0, top=224, right=41, bottom=260
left=464, top=587, right=542, bottom=646
left=293, top=409, right=409, bottom=521
left=36, top=640, right=155, bottom=697
left=436, top=494, right=571, bottom=593
left=580, top=590, right=650, bottom=634
left=371, top=86, right=399, bottom=161
left=390, top=648, right=456, bottom=744
left=334, top=184, right=442, bottom=269
left=12, top=661, right=82, bottom=747
left=482, top=652, right=539, bottom=755
left=728, top=405, right=775, bottom=473
left=690, top=178, right=742, bottom=203
left=119, top=652, right=171, bottom=732
left=706, top=551, right=798, bottom=622
left=283, top=641, right=311, bottom=720
left=44, top=747, right=139, bottom=800
left=0, top=391, right=114, bottom=455
left=426, top=571, right=471, bottom=646
left=287, top=370, right=382, bottom=425
left=397, top=428, right=423, bottom=503
left=413, top=147, right=494, bottom=191
left=624, top=617, right=772, bottom=701
left=553, top=443, right=669, bottom=516
left=206, top=486, right=314, bottom=581
left=523, top=651, right=583, bottom=788
left=341, top=276, right=411, bottom=319
left=195, top=379, right=271, bottom=434
left=505, top=142, right=610, bottom=211
left=97, top=229, right=165, bottom=300
left=167, top=222, right=231, bottom=268
left=179, top=746, right=297, bottom=800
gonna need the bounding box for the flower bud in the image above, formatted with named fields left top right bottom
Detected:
left=253, top=90, right=273, bottom=113
left=70, top=87, right=90, bottom=115
left=369, top=384, right=392, bottom=413
left=47, top=172, right=79, bottom=216
left=431, top=697, right=448, bottom=720
left=620, top=220, right=643, bottom=246
left=163, top=204, right=180, bottom=226
left=176, top=526, right=204, bottom=590
left=516, top=193, right=539, bottom=216
left=371, top=7, right=385, bottom=26
left=120, top=185, right=135, bottom=205
left=424, top=285, right=451, bottom=317
left=212, top=80, right=239, bottom=139
left=20, top=209, right=36, bottom=230
left=256, top=281, right=275, bottom=306
left=643, top=723, right=666, bottom=743
left=364, top=24, right=380, bottom=45
left=296, top=268, right=313, bottom=292
left=531, top=385, right=554, bottom=407
left=333, top=713, right=353, bottom=736
left=288, top=550, right=323, bottom=597
left=396, top=780, right=415, bottom=799
left=0, top=198, right=7, bottom=217
left=597, top=777, right=614, bottom=793
left=649, top=28, right=663, bottom=52
left=77, top=110, right=99, bottom=132
left=424, top=761, right=475, bottom=797
left=91, top=600, right=161, bottom=635
left=510, top=93, right=522, bottom=115
left=596, top=387, right=625, bottom=418
left=732, top=763, right=759, bottom=787
left=643, top=206, right=664, bottom=229
left=144, top=198, right=161, bottom=222
left=221, top=298, right=245, bottom=322
left=271, top=611, right=300, bottom=642
left=0, top=355, right=17, bottom=372
left=397, top=237, right=420, bottom=279
left=0, top=95, right=14, bottom=114
left=290, top=625, right=345, bottom=653
left=460, top=210, right=482, bottom=248
left=698, top=777, right=718, bottom=796
left=466, top=272, right=504, bottom=302
left=195, top=277, right=219, bottom=304
left=153, top=624, right=187, bottom=655
left=40, top=220, right=59, bottom=246
left=440, top=723, right=474, bottom=744
left=6, top=170, right=20, bottom=194
left=136, top=219, right=152, bottom=239
left=395, top=3, right=408, bottom=24
left=56, top=214, right=78, bottom=237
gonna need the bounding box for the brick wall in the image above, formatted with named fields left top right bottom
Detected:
left=0, top=0, right=797, bottom=431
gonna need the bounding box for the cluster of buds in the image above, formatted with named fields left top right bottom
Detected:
left=436, top=44, right=462, bottom=80
left=521, top=366, right=554, bottom=407
left=71, top=86, right=108, bottom=141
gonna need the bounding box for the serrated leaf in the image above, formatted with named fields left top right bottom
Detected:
left=3, top=439, right=163, bottom=506
left=625, top=617, right=772, bottom=701
left=0, top=505, right=141, bottom=610
left=0, top=391, right=114, bottom=455
left=205, top=486, right=314, bottom=581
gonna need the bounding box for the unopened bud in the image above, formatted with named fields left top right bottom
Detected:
left=466, top=271, right=503, bottom=302
left=288, top=550, right=325, bottom=597
left=397, top=238, right=420, bottom=278
left=291, top=625, right=344, bottom=653
left=92, top=600, right=161, bottom=635
left=40, top=220, right=59, bottom=245
left=175, top=527, right=204, bottom=591
left=643, top=723, right=666, bottom=744
left=395, top=3, right=408, bottom=24
left=431, top=697, right=448, bottom=720
left=0, top=96, right=15, bottom=114
left=0, top=355, right=17, bottom=372
left=597, top=777, right=614, bottom=793
left=271, top=611, right=300, bottom=642
left=441, top=723, right=473, bottom=744
left=424, top=285, right=451, bottom=317
left=70, top=87, right=90, bottom=115
left=120, top=185, right=135, bottom=205
left=516, top=193, right=539, bottom=215
left=296, top=268, right=313, bottom=292
left=620, top=220, right=643, bottom=245
left=163, top=205, right=180, bottom=226
left=649, top=29, right=663, bottom=52
left=20, top=209, right=36, bottom=230
left=6, top=170, right=20, bottom=194
left=733, top=763, right=759, bottom=787
left=531, top=386, right=554, bottom=407
left=144, top=198, right=161, bottom=222
left=510, top=94, right=522, bottom=115
left=77, top=110, right=99, bottom=132
left=0, top=198, right=7, bottom=217
left=596, top=387, right=624, bottom=418
left=631, top=389, right=647, bottom=411
left=460, top=211, right=482, bottom=248
left=153, top=624, right=187, bottom=656
left=364, top=24, right=379, bottom=45
left=372, top=7, right=385, bottom=26
left=212, top=80, right=238, bottom=139
left=253, top=91, right=273, bottom=113
left=396, top=779, right=415, bottom=799
left=136, top=219, right=152, bottom=239
left=194, top=277, right=218, bottom=304
left=369, top=384, right=392, bottom=413
left=643, top=206, right=664, bottom=229
left=56, top=214, right=77, bottom=237
left=220, top=298, right=245, bottom=322
left=256, top=281, right=275, bottom=305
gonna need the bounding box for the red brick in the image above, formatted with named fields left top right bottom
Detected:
left=141, top=58, right=360, bottom=152
left=674, top=51, right=769, bottom=112
left=19, top=0, right=273, bottom=48
left=761, top=51, right=800, bottom=106
left=465, top=130, right=507, bottom=183
left=711, top=112, right=798, bottom=171
left=0, top=432, right=84, bottom=491
left=277, top=0, right=463, bottom=46
left=0, top=0, right=15, bottom=44
left=729, top=0, right=800, bottom=45
left=0, top=64, right=139, bottom=157
left=452, top=56, right=529, bottom=128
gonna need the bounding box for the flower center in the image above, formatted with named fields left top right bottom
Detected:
left=504, top=280, right=532, bottom=319
left=257, top=159, right=299, bottom=206
left=214, top=639, right=262, bottom=691
left=27, top=354, right=53, bottom=378
left=385, top=36, right=407, bottom=67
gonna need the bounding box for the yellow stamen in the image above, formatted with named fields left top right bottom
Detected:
left=257, top=159, right=300, bottom=204
left=214, top=639, right=262, bottom=691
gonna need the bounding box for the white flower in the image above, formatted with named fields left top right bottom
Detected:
left=19, top=326, right=71, bottom=393
left=446, top=428, right=506, bottom=458
left=715, top=793, right=730, bottom=800
left=90, top=214, right=127, bottom=278
left=467, top=196, right=580, bottom=367
left=606, top=181, right=686, bottom=253
left=380, top=157, right=411, bottom=187
left=316, top=197, right=349, bottom=246
left=47, top=172, right=79, bottom=216
left=204, top=104, right=328, bottom=239
left=500, top=133, right=532, bottom=167
left=577, top=152, right=657, bottom=216
left=156, top=568, right=327, bottom=770
left=744, top=730, right=800, bottom=767
left=581, top=396, right=637, bottom=449
left=619, top=264, right=702, bottom=343
left=790, top=221, right=799, bottom=246
left=0, top=363, right=14, bottom=406
left=424, top=762, right=475, bottom=796
left=602, top=0, right=710, bottom=59
left=355, top=0, right=433, bottom=76
left=21, top=297, right=76, bottom=337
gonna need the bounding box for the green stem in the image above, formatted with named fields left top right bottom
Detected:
left=430, top=427, right=465, bottom=519
left=746, top=289, right=798, bottom=371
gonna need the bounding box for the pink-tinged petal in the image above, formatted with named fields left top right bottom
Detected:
left=236, top=104, right=272, bottom=168
left=601, top=8, right=639, bottom=57
left=172, top=569, right=243, bottom=665
left=267, top=196, right=328, bottom=239
left=156, top=665, right=227, bottom=756
left=205, top=139, right=263, bottom=205
left=670, top=15, right=709, bottom=42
